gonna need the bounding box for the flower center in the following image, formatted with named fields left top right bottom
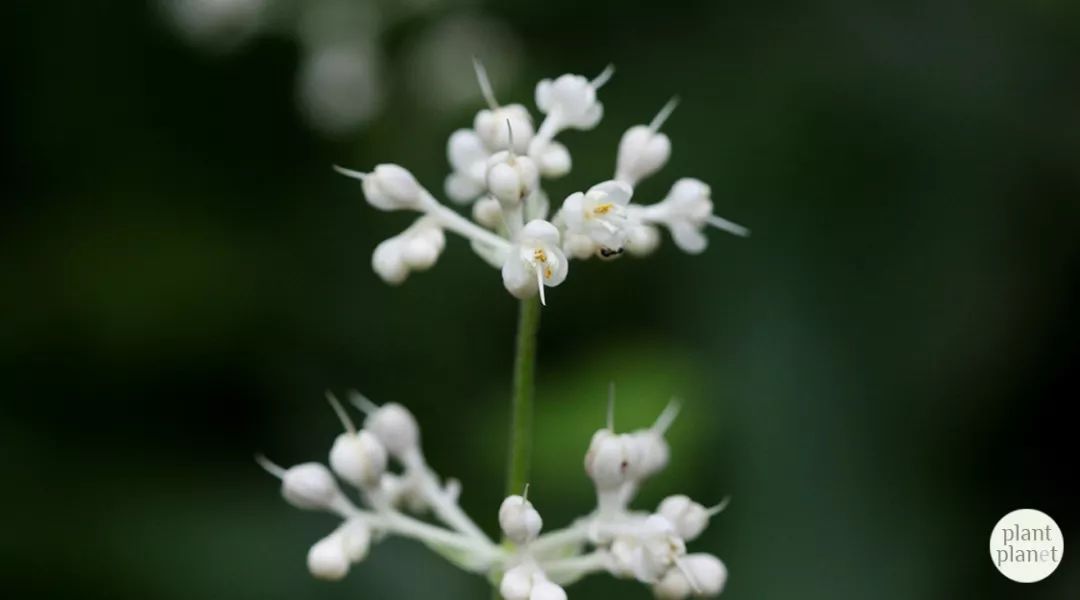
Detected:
left=592, top=202, right=614, bottom=216
left=533, top=248, right=548, bottom=263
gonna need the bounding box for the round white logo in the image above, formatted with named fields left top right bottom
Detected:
left=990, top=508, right=1064, bottom=582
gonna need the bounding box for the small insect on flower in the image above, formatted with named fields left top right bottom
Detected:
left=332, top=59, right=747, bottom=306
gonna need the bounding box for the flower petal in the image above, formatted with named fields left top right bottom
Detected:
left=521, top=219, right=560, bottom=246
left=588, top=180, right=633, bottom=206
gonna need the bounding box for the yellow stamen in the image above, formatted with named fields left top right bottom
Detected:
left=533, top=248, right=548, bottom=263
left=592, top=203, right=614, bottom=216
left=544, top=267, right=553, bottom=279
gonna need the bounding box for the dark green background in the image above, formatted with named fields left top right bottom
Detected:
left=3, top=0, right=1077, bottom=598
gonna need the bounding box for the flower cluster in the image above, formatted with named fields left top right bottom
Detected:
left=336, top=61, right=748, bottom=305
left=260, top=392, right=728, bottom=598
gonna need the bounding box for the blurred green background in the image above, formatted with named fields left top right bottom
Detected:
left=3, top=0, right=1078, bottom=598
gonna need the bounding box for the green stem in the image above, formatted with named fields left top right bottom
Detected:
left=506, top=296, right=541, bottom=497
left=493, top=297, right=542, bottom=599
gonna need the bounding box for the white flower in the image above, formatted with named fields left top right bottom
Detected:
left=279, top=462, right=347, bottom=512
left=610, top=515, right=685, bottom=583
left=475, top=104, right=535, bottom=153
left=335, top=164, right=424, bottom=212
left=530, top=577, right=568, bottom=600
left=501, top=220, right=568, bottom=305
left=615, top=98, right=678, bottom=185
left=561, top=180, right=634, bottom=253
left=652, top=554, right=727, bottom=598
left=535, top=68, right=610, bottom=132
left=329, top=430, right=388, bottom=488
left=499, top=493, right=543, bottom=544
left=372, top=237, right=410, bottom=285
left=340, top=519, right=372, bottom=562
left=500, top=565, right=567, bottom=600
left=584, top=429, right=642, bottom=490
left=308, top=530, right=350, bottom=580
left=487, top=150, right=540, bottom=207
left=363, top=402, right=420, bottom=461
left=627, top=428, right=670, bottom=480
left=641, top=178, right=749, bottom=254
left=562, top=232, right=597, bottom=260
left=472, top=196, right=503, bottom=229
left=500, top=565, right=534, bottom=600
left=657, top=495, right=709, bottom=542
left=370, top=218, right=446, bottom=285
left=444, top=129, right=490, bottom=203
left=533, top=141, right=571, bottom=178
left=624, top=220, right=661, bottom=257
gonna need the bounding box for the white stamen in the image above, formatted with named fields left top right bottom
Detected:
left=706, top=215, right=750, bottom=237
left=651, top=398, right=682, bottom=434
left=591, top=64, right=615, bottom=90
left=505, top=118, right=515, bottom=156
left=649, top=96, right=680, bottom=132
left=325, top=391, right=356, bottom=435
left=522, top=483, right=531, bottom=503
left=254, top=453, right=287, bottom=479
left=348, top=390, right=380, bottom=415
left=333, top=165, right=368, bottom=181
left=707, top=496, right=732, bottom=516
left=472, top=57, right=499, bottom=110
left=535, top=263, right=547, bottom=306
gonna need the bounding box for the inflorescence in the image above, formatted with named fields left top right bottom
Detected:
left=259, top=391, right=729, bottom=598
left=334, top=60, right=748, bottom=306
left=261, top=61, right=739, bottom=598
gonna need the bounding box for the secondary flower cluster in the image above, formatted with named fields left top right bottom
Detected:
left=336, top=61, right=748, bottom=305
left=260, top=392, right=728, bottom=598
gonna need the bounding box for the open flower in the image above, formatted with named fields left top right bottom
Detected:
left=561, top=180, right=634, bottom=254
left=501, top=220, right=568, bottom=304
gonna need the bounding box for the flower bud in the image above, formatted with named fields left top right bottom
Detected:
left=372, top=238, right=408, bottom=285
left=562, top=232, right=596, bottom=260
left=401, top=234, right=439, bottom=270
left=616, top=125, right=671, bottom=185
left=629, top=429, right=670, bottom=479
left=498, top=494, right=543, bottom=544
left=499, top=564, right=533, bottom=600
left=652, top=567, right=692, bottom=599
left=472, top=196, right=503, bottom=229
left=486, top=151, right=539, bottom=206
left=535, top=74, right=604, bottom=131
left=584, top=430, right=642, bottom=490
left=445, top=129, right=489, bottom=203
left=361, top=164, right=424, bottom=212
left=307, top=532, right=349, bottom=580
left=329, top=430, right=388, bottom=488
left=627, top=223, right=661, bottom=256
left=530, top=578, right=568, bottom=600
left=281, top=462, right=344, bottom=511
left=532, top=141, right=571, bottom=178
left=363, top=402, right=419, bottom=460
left=657, top=495, right=709, bottom=541
left=474, top=104, right=535, bottom=153
left=340, top=519, right=372, bottom=562
left=684, top=554, right=727, bottom=596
